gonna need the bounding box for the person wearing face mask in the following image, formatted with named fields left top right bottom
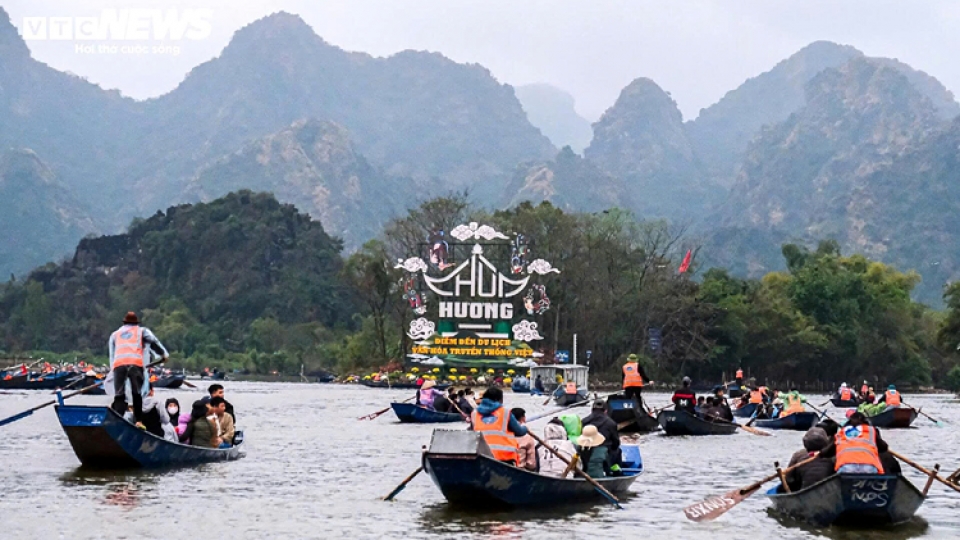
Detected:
left=165, top=398, right=183, bottom=435
left=140, top=387, right=176, bottom=441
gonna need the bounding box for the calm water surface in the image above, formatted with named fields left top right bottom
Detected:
left=1, top=385, right=958, bottom=540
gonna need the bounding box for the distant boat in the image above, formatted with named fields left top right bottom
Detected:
left=423, top=430, right=641, bottom=507
left=657, top=410, right=738, bottom=436
left=56, top=404, right=243, bottom=468
left=830, top=396, right=861, bottom=408
left=361, top=380, right=451, bottom=390
left=390, top=402, right=464, bottom=423
left=152, top=374, right=186, bottom=389
left=766, top=474, right=924, bottom=527
left=607, top=394, right=659, bottom=433
left=733, top=402, right=758, bottom=418
left=751, top=412, right=819, bottom=431
left=0, top=371, right=78, bottom=391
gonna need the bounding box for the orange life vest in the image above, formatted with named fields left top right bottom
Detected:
left=622, top=362, right=643, bottom=388
left=860, top=384, right=869, bottom=396
left=472, top=407, right=518, bottom=464
left=834, top=425, right=884, bottom=473
left=840, top=388, right=852, bottom=401
left=2, top=375, right=11, bottom=380
left=150, top=375, right=158, bottom=383
left=885, top=390, right=901, bottom=407
left=564, top=382, right=577, bottom=395
left=735, top=369, right=743, bottom=379
left=749, top=390, right=763, bottom=404
left=784, top=393, right=804, bottom=415
left=112, top=325, right=144, bottom=368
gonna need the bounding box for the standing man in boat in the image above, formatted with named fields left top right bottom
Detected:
left=622, top=354, right=652, bottom=407
left=108, top=311, right=169, bottom=423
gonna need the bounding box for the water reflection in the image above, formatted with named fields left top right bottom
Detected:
left=767, top=510, right=930, bottom=540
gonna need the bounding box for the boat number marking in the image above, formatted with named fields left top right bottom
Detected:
left=86, top=414, right=103, bottom=425
left=850, top=478, right=890, bottom=507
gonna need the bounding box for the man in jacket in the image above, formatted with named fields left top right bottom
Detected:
left=581, top=400, right=621, bottom=473
left=469, top=387, right=527, bottom=464
left=672, top=377, right=697, bottom=413
left=109, top=311, right=169, bottom=422
left=208, top=384, right=235, bottom=422
left=211, top=396, right=235, bottom=447
left=621, top=353, right=652, bottom=405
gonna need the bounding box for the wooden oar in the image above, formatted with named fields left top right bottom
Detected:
left=181, top=379, right=199, bottom=389
left=805, top=402, right=835, bottom=422
left=0, top=358, right=166, bottom=428
left=890, top=451, right=960, bottom=494
left=817, top=399, right=831, bottom=408
left=358, top=396, right=414, bottom=421
left=525, top=430, right=623, bottom=509
left=51, top=375, right=85, bottom=394
left=683, top=454, right=819, bottom=521
left=708, top=415, right=770, bottom=436
left=383, top=466, right=423, bottom=501
left=902, top=402, right=945, bottom=427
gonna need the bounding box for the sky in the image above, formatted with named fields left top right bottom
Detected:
left=4, top=0, right=960, bottom=121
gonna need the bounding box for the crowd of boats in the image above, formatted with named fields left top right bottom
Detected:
left=3, top=356, right=960, bottom=532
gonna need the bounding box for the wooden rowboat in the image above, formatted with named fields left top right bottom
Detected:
left=830, top=397, right=860, bottom=408
left=152, top=374, right=186, bottom=389
left=767, top=474, right=924, bottom=527
left=657, top=410, right=738, bottom=436
left=0, top=371, right=78, bottom=391
left=751, top=412, right=819, bottom=431
left=361, top=380, right=451, bottom=390
left=732, top=402, right=758, bottom=418
left=423, top=430, right=640, bottom=507
left=607, top=394, right=659, bottom=433
left=867, top=407, right=918, bottom=429
left=55, top=404, right=242, bottom=468
left=390, top=402, right=464, bottom=423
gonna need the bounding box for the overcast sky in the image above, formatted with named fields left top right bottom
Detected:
left=5, top=0, right=960, bottom=121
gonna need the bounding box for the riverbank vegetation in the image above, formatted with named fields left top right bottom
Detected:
left=1, top=191, right=959, bottom=390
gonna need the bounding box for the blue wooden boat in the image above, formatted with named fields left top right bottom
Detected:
left=751, top=412, right=819, bottom=431
left=767, top=474, right=924, bottom=527
left=657, top=410, right=738, bottom=436
left=733, top=402, right=758, bottom=418
left=607, top=394, right=659, bottom=433
left=511, top=378, right=530, bottom=393
left=391, top=402, right=464, bottom=423
left=866, top=407, right=918, bottom=429
left=0, top=371, right=79, bottom=390
left=423, top=430, right=641, bottom=507
left=55, top=404, right=242, bottom=468
left=152, top=374, right=186, bottom=389
left=830, top=397, right=860, bottom=408
left=553, top=388, right=589, bottom=406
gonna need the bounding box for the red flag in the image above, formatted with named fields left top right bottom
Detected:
left=678, top=249, right=692, bottom=274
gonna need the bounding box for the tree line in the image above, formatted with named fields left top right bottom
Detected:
left=1, top=191, right=959, bottom=390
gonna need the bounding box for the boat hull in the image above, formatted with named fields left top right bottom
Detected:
left=607, top=394, right=659, bottom=432
left=423, top=451, right=639, bottom=507
left=868, top=407, right=918, bottom=429
left=0, top=372, right=79, bottom=390
left=657, top=410, right=738, bottom=436
left=752, top=412, right=819, bottom=431
left=391, top=403, right=464, bottom=423
left=152, top=374, right=186, bottom=389
left=830, top=397, right=860, bottom=408
left=767, top=474, right=924, bottom=527
left=361, top=380, right=451, bottom=390
left=55, top=405, right=242, bottom=469
left=733, top=402, right=758, bottom=418
left=554, top=391, right=589, bottom=406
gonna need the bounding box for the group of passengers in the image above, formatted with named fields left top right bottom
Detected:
left=467, top=387, right=627, bottom=479
left=415, top=380, right=477, bottom=416
left=780, top=412, right=901, bottom=492
left=125, top=383, right=238, bottom=449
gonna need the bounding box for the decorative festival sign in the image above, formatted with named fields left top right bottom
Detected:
left=399, top=223, right=561, bottom=368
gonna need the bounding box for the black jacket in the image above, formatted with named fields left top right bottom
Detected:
left=581, top=411, right=620, bottom=453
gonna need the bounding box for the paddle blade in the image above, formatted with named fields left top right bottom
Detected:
left=0, top=409, right=34, bottom=427
left=683, top=486, right=759, bottom=522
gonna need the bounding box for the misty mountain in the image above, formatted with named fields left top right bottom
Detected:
left=686, top=41, right=959, bottom=188
left=709, top=57, right=954, bottom=303
left=515, top=84, right=593, bottom=153
left=0, top=149, right=98, bottom=279
left=584, top=77, right=722, bottom=221
left=188, top=119, right=406, bottom=248
left=503, top=146, right=630, bottom=212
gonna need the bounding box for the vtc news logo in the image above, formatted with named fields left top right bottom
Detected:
left=22, top=9, right=213, bottom=41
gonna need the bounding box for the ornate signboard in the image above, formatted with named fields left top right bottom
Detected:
left=395, top=222, right=560, bottom=369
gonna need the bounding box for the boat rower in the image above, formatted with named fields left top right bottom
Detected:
left=469, top=387, right=527, bottom=466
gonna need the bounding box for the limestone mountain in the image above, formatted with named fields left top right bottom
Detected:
left=136, top=11, right=554, bottom=210
left=188, top=119, right=406, bottom=249
left=584, top=78, right=721, bottom=221
left=686, top=41, right=959, bottom=187
left=515, top=84, right=593, bottom=153
left=0, top=149, right=97, bottom=279
left=710, top=57, right=953, bottom=303
left=503, top=146, right=631, bottom=212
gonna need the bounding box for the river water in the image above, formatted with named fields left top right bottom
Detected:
left=0, top=385, right=958, bottom=540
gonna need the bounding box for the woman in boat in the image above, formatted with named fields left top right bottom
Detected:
left=178, top=400, right=220, bottom=448
left=537, top=421, right=578, bottom=478
left=416, top=380, right=444, bottom=410
left=166, top=398, right=184, bottom=436
left=576, top=425, right=607, bottom=478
